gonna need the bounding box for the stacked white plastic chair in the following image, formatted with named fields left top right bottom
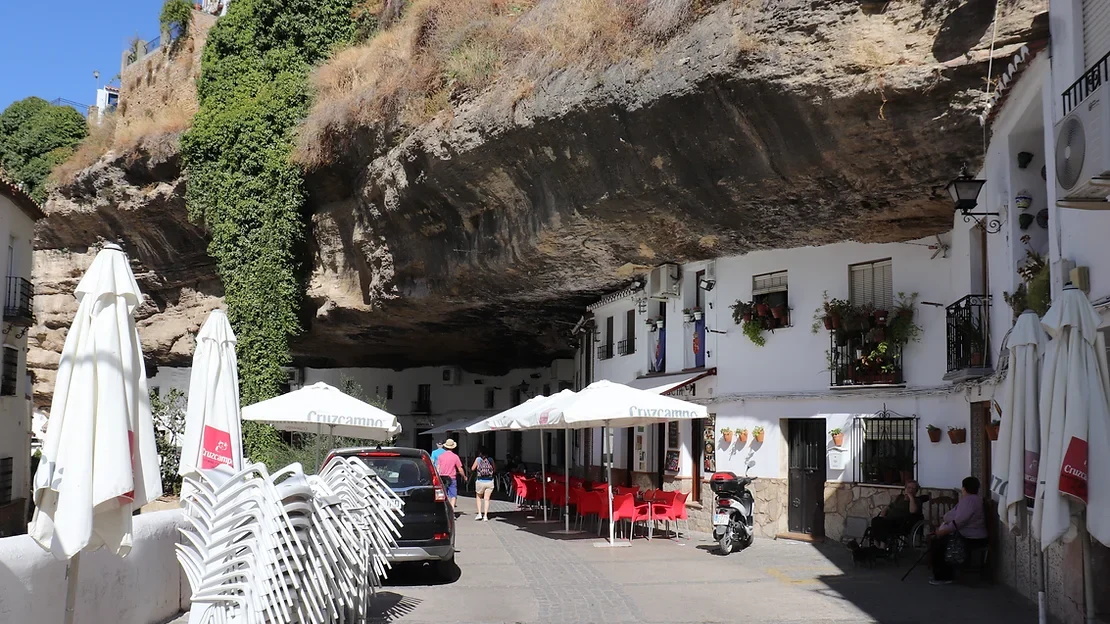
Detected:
left=177, top=459, right=403, bottom=624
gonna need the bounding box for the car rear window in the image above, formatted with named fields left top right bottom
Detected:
left=356, top=455, right=433, bottom=489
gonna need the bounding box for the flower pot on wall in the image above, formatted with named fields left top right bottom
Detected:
left=722, top=431, right=733, bottom=445
left=738, top=432, right=749, bottom=445
left=756, top=303, right=771, bottom=317
left=743, top=312, right=753, bottom=322
left=754, top=431, right=765, bottom=444
left=927, top=428, right=942, bottom=443
left=831, top=433, right=844, bottom=447
left=986, top=422, right=1000, bottom=441
left=771, top=305, right=787, bottom=320
left=970, top=352, right=983, bottom=367
left=823, top=316, right=835, bottom=331
left=693, top=310, right=704, bottom=320
left=1019, top=213, right=1034, bottom=230
left=947, top=428, right=967, bottom=444
left=683, top=313, right=694, bottom=323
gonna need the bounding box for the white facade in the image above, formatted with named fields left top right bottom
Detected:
left=0, top=184, right=41, bottom=535
left=148, top=360, right=575, bottom=465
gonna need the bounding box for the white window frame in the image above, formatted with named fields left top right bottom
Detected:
left=849, top=259, right=894, bottom=311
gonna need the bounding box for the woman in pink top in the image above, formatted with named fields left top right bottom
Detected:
left=435, top=439, right=468, bottom=511
left=929, top=476, right=988, bottom=585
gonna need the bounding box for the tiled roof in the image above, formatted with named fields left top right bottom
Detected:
left=979, top=41, right=1049, bottom=127
left=0, top=174, right=47, bottom=221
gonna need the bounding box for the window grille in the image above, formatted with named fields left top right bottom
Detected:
left=853, top=406, right=917, bottom=486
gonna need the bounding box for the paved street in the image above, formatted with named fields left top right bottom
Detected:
left=363, top=496, right=1035, bottom=624
left=171, top=494, right=1037, bottom=624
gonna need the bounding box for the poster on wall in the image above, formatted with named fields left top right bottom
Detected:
left=665, top=450, right=680, bottom=473
left=703, top=415, right=716, bottom=473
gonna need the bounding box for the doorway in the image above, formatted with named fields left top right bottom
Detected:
left=970, top=402, right=993, bottom=497
left=415, top=429, right=434, bottom=453
left=788, top=419, right=827, bottom=537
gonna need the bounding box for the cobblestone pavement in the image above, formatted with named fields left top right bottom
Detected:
left=173, top=495, right=1039, bottom=624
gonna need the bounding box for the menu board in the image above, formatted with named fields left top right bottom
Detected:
left=667, top=421, right=680, bottom=450
left=703, top=415, right=716, bottom=473
left=665, top=450, right=681, bottom=473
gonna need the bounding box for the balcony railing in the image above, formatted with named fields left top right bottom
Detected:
left=830, top=331, right=903, bottom=387
left=945, top=294, right=991, bottom=378
left=1062, top=49, right=1110, bottom=116
left=4, top=277, right=32, bottom=325
left=411, top=400, right=432, bottom=414
left=617, top=339, right=634, bottom=356
left=597, top=343, right=614, bottom=360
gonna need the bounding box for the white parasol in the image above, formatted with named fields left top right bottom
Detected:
left=242, top=381, right=401, bottom=440
left=28, top=243, right=162, bottom=624
left=1033, top=285, right=1110, bottom=548
left=991, top=310, right=1047, bottom=531
left=179, top=309, right=242, bottom=479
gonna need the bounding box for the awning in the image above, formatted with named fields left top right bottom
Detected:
left=419, top=414, right=494, bottom=436
left=625, top=368, right=716, bottom=395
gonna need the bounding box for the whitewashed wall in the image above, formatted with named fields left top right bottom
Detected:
left=0, top=510, right=188, bottom=624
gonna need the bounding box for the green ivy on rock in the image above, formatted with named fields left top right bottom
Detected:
left=181, top=0, right=356, bottom=464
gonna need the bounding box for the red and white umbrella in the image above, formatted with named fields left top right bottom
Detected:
left=179, top=309, right=242, bottom=480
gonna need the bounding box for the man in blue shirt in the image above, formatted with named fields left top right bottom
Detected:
left=430, top=440, right=445, bottom=465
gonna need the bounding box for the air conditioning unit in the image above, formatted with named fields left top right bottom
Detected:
left=283, top=367, right=304, bottom=389
left=647, top=263, right=681, bottom=299
left=1055, top=88, right=1110, bottom=207
left=441, top=366, right=462, bottom=385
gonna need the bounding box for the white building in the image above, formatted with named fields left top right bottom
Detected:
left=149, top=359, right=575, bottom=465
left=0, top=178, right=44, bottom=537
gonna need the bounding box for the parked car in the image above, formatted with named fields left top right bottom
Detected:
left=325, top=446, right=456, bottom=577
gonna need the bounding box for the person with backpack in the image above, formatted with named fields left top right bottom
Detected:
left=470, top=447, right=496, bottom=521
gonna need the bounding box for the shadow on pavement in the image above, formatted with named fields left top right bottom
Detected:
left=366, top=591, right=422, bottom=623
left=383, top=559, right=462, bottom=586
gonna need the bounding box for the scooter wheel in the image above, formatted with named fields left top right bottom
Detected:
left=719, top=531, right=734, bottom=554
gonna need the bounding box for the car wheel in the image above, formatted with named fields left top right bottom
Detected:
left=435, top=555, right=459, bottom=582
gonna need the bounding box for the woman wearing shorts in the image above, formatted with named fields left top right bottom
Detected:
left=471, top=447, right=496, bottom=521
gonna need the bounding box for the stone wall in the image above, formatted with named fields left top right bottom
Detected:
left=822, top=483, right=958, bottom=543
left=116, top=11, right=217, bottom=135
left=662, top=476, right=787, bottom=538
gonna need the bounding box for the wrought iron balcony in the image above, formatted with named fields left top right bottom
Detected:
left=829, top=331, right=903, bottom=388
left=945, top=294, right=992, bottom=381
left=597, top=343, right=614, bottom=360
left=617, top=339, right=634, bottom=356
left=1062, top=49, right=1110, bottom=116
left=411, top=400, right=432, bottom=415
left=4, top=277, right=32, bottom=326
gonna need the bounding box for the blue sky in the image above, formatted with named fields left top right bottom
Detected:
left=0, top=1, right=163, bottom=111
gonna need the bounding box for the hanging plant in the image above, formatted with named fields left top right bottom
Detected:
left=753, top=426, right=765, bottom=444
left=927, top=425, right=942, bottom=443
left=737, top=428, right=749, bottom=444
left=721, top=427, right=734, bottom=445
left=812, top=291, right=851, bottom=333
left=947, top=427, right=967, bottom=444
left=986, top=420, right=1000, bottom=441
left=692, top=306, right=704, bottom=321
left=742, top=318, right=767, bottom=347
left=731, top=300, right=754, bottom=324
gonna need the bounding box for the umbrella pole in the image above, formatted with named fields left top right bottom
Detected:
left=541, top=432, right=548, bottom=522
left=63, top=553, right=80, bottom=624
left=1083, top=518, right=1095, bottom=624
left=607, top=424, right=615, bottom=545
left=564, top=428, right=570, bottom=532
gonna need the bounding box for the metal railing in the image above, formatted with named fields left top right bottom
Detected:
left=946, top=295, right=991, bottom=373
left=829, top=331, right=903, bottom=387
left=4, top=277, right=32, bottom=324
left=853, top=412, right=918, bottom=486
left=597, top=344, right=614, bottom=361
left=1062, top=49, right=1110, bottom=116
left=411, top=400, right=432, bottom=414
left=49, top=98, right=91, bottom=114
left=617, top=338, right=634, bottom=356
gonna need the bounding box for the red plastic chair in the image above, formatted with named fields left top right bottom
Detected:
left=575, top=488, right=602, bottom=530
left=610, top=493, right=651, bottom=541
left=654, top=491, right=689, bottom=539
left=615, top=486, right=639, bottom=498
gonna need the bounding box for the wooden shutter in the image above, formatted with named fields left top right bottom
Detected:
left=1085, top=0, right=1110, bottom=67
left=625, top=309, right=636, bottom=354
left=606, top=316, right=614, bottom=349
left=849, top=260, right=893, bottom=310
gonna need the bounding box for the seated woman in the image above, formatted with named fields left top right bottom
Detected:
left=869, top=480, right=925, bottom=547
left=929, top=476, right=988, bottom=585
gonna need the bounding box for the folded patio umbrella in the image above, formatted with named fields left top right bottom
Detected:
left=991, top=310, right=1046, bottom=531
left=180, top=309, right=242, bottom=479
left=1034, top=285, right=1110, bottom=549
left=28, top=243, right=162, bottom=624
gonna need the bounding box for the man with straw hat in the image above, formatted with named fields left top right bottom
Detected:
left=435, top=438, right=467, bottom=511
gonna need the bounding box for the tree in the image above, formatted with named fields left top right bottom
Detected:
left=0, top=97, right=88, bottom=202
left=151, top=388, right=187, bottom=495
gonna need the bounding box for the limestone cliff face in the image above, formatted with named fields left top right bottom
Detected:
left=32, top=0, right=1048, bottom=403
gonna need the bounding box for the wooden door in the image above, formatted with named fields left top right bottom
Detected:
left=788, top=419, right=827, bottom=536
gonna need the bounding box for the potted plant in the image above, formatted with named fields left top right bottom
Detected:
left=742, top=318, right=767, bottom=347
left=692, top=306, right=704, bottom=321
left=737, top=428, right=749, bottom=444
left=753, top=426, right=765, bottom=444
left=655, top=318, right=666, bottom=330
left=644, top=316, right=656, bottom=326
left=830, top=427, right=844, bottom=447
left=872, top=308, right=889, bottom=325
left=731, top=300, right=754, bottom=323
left=721, top=427, right=733, bottom=445
left=646, top=317, right=658, bottom=332
left=771, top=304, right=788, bottom=322
left=813, top=292, right=851, bottom=332
left=682, top=308, right=694, bottom=323
left=927, top=424, right=942, bottom=443
left=986, top=420, right=1001, bottom=441
left=947, top=427, right=967, bottom=444
left=958, top=315, right=986, bottom=367
left=756, top=302, right=771, bottom=317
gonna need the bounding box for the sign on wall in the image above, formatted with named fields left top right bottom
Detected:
left=703, top=415, right=716, bottom=473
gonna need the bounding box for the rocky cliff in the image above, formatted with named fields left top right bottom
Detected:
left=32, top=0, right=1048, bottom=403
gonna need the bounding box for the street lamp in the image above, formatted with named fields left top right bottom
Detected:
left=945, top=165, right=999, bottom=233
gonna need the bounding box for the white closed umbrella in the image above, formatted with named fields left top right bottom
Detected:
left=28, top=243, right=162, bottom=624
left=179, top=309, right=242, bottom=478
left=992, top=310, right=1047, bottom=530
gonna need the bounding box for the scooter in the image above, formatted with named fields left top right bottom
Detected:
left=710, top=471, right=756, bottom=554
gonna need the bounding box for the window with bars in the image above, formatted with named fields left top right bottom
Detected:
left=853, top=414, right=917, bottom=486
left=0, top=348, right=16, bottom=396
left=850, top=260, right=893, bottom=311
left=752, top=270, right=790, bottom=327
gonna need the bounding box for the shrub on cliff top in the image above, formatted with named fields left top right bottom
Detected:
left=181, top=0, right=356, bottom=465
left=0, top=97, right=88, bottom=203
left=295, top=0, right=725, bottom=167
